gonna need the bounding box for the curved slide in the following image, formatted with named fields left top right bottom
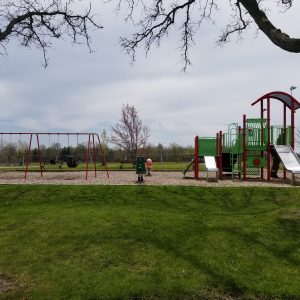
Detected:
left=273, top=145, right=300, bottom=173
left=274, top=145, right=300, bottom=184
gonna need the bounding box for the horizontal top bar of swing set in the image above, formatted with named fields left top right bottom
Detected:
left=0, top=132, right=101, bottom=136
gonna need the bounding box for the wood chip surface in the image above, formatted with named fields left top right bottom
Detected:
left=0, top=171, right=297, bottom=187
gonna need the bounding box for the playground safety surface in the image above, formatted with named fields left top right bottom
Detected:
left=0, top=171, right=298, bottom=186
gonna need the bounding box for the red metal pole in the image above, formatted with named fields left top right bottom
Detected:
left=243, top=115, right=246, bottom=181
left=219, top=131, right=223, bottom=179
left=85, top=134, right=91, bottom=180
left=283, top=104, right=287, bottom=179
left=95, top=133, right=109, bottom=178
left=283, top=104, right=287, bottom=143
left=238, top=126, right=242, bottom=180
left=216, top=132, right=219, bottom=157
left=291, top=98, right=295, bottom=150
left=261, top=100, right=264, bottom=179
left=36, top=134, right=43, bottom=178
left=267, top=97, right=271, bottom=181
left=194, top=136, right=199, bottom=179
left=24, top=133, right=33, bottom=179
left=92, top=134, right=97, bottom=178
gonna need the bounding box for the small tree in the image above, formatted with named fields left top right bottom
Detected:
left=110, top=103, right=150, bottom=162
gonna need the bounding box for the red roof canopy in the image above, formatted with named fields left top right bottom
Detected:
left=251, top=91, right=300, bottom=110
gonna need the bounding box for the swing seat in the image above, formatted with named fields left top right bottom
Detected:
left=66, top=156, right=79, bottom=168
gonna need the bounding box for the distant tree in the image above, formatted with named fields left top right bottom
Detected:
left=118, top=0, right=299, bottom=70
left=0, top=0, right=102, bottom=66
left=46, top=142, right=61, bottom=160
left=0, top=142, right=17, bottom=165
left=110, top=103, right=150, bottom=162
left=73, top=143, right=86, bottom=161
left=100, top=129, right=109, bottom=152
left=60, top=146, right=71, bottom=161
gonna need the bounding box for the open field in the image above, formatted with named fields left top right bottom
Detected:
left=0, top=185, right=300, bottom=299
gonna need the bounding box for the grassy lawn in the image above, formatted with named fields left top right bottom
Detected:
left=0, top=185, right=300, bottom=299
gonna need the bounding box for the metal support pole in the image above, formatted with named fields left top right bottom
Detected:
left=243, top=115, right=246, bottom=181
left=267, top=97, right=271, bottom=181
left=283, top=104, right=287, bottom=179
left=219, top=131, right=223, bottom=179
left=260, top=100, right=264, bottom=179
left=291, top=98, right=295, bottom=150
left=36, top=133, right=43, bottom=177
left=85, top=134, right=91, bottom=180
left=95, top=133, right=110, bottom=178
left=25, top=134, right=33, bottom=179
left=194, top=136, right=199, bottom=179
left=92, top=134, right=97, bottom=178
left=238, top=126, right=242, bottom=180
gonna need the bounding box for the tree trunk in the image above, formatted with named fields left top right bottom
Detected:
left=240, top=0, right=300, bottom=53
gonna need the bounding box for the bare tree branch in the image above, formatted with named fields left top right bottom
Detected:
left=110, top=103, right=150, bottom=161
left=114, top=0, right=300, bottom=70
left=0, top=0, right=102, bottom=66
left=239, top=0, right=300, bottom=52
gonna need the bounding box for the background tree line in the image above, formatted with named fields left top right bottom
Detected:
left=0, top=139, right=194, bottom=166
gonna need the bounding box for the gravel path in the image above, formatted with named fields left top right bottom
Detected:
left=0, top=170, right=297, bottom=187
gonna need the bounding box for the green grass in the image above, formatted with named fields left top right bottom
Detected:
left=0, top=185, right=300, bottom=299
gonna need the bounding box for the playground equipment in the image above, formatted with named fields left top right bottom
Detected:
left=185, top=91, right=300, bottom=182
left=274, top=145, right=300, bottom=184
left=0, top=132, right=109, bottom=179
left=204, top=156, right=219, bottom=181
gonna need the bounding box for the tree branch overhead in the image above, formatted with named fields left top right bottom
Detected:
left=118, top=0, right=300, bottom=69
left=0, top=0, right=102, bottom=66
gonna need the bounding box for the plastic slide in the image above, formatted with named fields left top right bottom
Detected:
left=204, top=156, right=218, bottom=172
left=204, top=156, right=218, bottom=181
left=274, top=145, right=300, bottom=173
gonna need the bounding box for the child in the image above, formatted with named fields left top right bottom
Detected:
left=146, top=158, right=153, bottom=176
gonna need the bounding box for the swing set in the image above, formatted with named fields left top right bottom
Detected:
left=0, top=132, right=109, bottom=180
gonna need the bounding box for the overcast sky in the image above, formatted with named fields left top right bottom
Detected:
left=1, top=1, right=300, bottom=147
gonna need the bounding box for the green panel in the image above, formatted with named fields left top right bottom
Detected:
left=246, top=118, right=267, bottom=151
left=286, top=127, right=292, bottom=144
left=198, top=138, right=217, bottom=156
left=246, top=157, right=267, bottom=168
left=223, top=124, right=243, bottom=154
left=222, top=133, right=230, bottom=153
left=231, top=133, right=243, bottom=154
left=270, top=126, right=292, bottom=145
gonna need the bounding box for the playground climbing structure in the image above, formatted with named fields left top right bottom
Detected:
left=188, top=91, right=300, bottom=182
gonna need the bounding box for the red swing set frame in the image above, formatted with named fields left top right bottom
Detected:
left=0, top=132, right=109, bottom=180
